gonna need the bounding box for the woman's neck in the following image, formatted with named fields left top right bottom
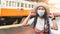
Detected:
left=38, top=16, right=44, bottom=19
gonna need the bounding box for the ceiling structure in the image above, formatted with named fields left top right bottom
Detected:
left=25, top=0, right=48, bottom=3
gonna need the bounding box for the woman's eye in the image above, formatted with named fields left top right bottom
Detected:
left=38, top=9, right=44, bottom=10
left=42, top=9, right=44, bottom=10
left=38, top=8, right=41, bottom=10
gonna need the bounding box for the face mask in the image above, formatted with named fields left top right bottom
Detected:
left=37, top=10, right=45, bottom=16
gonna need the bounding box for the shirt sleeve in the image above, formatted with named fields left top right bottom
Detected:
left=27, top=18, right=35, bottom=25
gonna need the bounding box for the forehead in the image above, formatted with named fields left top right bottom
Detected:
left=37, top=6, right=45, bottom=10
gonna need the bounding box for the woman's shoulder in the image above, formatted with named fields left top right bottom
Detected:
left=30, top=17, right=35, bottom=20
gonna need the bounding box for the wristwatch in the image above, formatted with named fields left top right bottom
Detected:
left=52, top=17, right=55, bottom=20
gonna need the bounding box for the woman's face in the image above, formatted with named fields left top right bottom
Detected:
left=37, top=7, right=46, bottom=16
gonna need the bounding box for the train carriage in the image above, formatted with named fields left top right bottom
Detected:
left=0, top=0, right=60, bottom=26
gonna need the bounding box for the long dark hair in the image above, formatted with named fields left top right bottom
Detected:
left=35, top=6, right=50, bottom=34
left=35, top=6, right=48, bottom=18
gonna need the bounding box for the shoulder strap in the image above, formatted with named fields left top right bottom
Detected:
left=44, top=17, right=50, bottom=34
left=33, top=17, right=37, bottom=28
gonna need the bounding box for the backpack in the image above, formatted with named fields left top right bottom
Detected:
left=33, top=17, right=50, bottom=34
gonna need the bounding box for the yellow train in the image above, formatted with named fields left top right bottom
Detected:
left=0, top=0, right=35, bottom=25
left=0, top=0, right=60, bottom=26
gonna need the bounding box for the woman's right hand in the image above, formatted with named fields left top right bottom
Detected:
left=20, top=10, right=36, bottom=26
left=28, top=10, right=36, bottom=17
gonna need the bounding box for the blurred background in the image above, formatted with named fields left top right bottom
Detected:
left=0, top=0, right=60, bottom=34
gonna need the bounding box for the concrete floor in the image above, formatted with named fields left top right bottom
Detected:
left=0, top=26, right=34, bottom=34
left=0, top=17, right=60, bottom=34
left=0, top=17, right=34, bottom=34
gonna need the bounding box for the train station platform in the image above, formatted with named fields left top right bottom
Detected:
left=0, top=25, right=33, bottom=34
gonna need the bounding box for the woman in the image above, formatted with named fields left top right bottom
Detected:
left=20, top=2, right=58, bottom=34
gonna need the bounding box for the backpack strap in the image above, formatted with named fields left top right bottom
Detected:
left=44, top=17, right=50, bottom=34
left=33, top=17, right=37, bottom=28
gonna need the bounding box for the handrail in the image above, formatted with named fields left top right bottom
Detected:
left=0, top=24, right=23, bottom=29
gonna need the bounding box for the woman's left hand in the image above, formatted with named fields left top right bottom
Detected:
left=49, top=13, right=54, bottom=18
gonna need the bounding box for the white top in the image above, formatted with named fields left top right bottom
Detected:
left=50, top=17, right=60, bottom=34
left=27, top=17, right=53, bottom=30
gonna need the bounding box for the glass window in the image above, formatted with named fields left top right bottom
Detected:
left=19, top=3, right=21, bottom=7
left=17, top=2, right=19, bottom=7
left=0, top=0, right=1, bottom=4
left=29, top=4, right=30, bottom=8
left=15, top=2, right=16, bottom=7
left=32, top=5, right=33, bottom=8
left=29, top=4, right=33, bottom=8
left=6, top=1, right=8, bottom=6
left=25, top=4, right=27, bottom=8
left=9, top=1, right=11, bottom=6
left=12, top=1, right=14, bottom=7
left=21, top=3, right=24, bottom=7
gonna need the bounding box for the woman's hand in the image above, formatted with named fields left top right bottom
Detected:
left=50, top=13, right=58, bottom=30
left=20, top=10, right=35, bottom=26
left=29, top=11, right=35, bottom=16
left=28, top=10, right=36, bottom=17
left=49, top=13, right=54, bottom=18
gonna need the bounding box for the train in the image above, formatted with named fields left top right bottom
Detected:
left=0, top=0, right=60, bottom=26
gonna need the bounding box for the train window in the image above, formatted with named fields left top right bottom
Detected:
left=6, top=1, right=8, bottom=6
left=0, top=0, right=1, bottom=4
left=21, top=3, right=24, bottom=7
left=13, top=2, right=17, bottom=7
left=15, top=2, right=17, bottom=7
left=12, top=1, right=15, bottom=7
left=32, top=5, right=33, bottom=8
left=17, top=2, right=19, bottom=7
left=19, top=3, right=21, bottom=7
left=29, top=4, right=31, bottom=8
left=28, top=4, right=33, bottom=8
left=9, top=1, right=11, bottom=6
left=25, top=4, right=27, bottom=8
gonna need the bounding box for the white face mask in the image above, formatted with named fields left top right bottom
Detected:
left=37, top=10, right=45, bottom=16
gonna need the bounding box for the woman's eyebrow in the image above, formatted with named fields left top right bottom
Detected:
left=39, top=8, right=44, bottom=10
left=41, top=8, right=45, bottom=10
